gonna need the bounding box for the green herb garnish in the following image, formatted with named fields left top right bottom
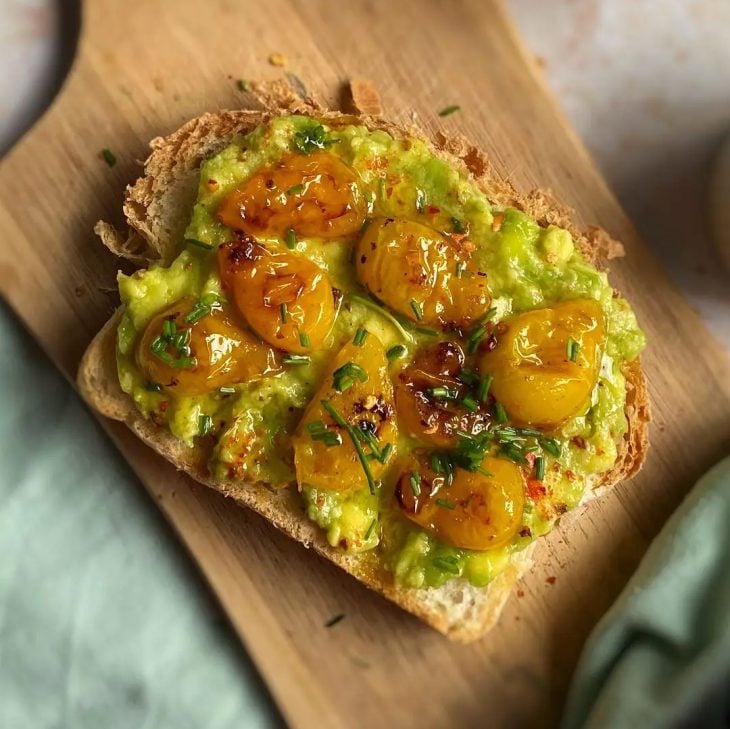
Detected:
left=332, top=362, right=368, bottom=392
left=438, top=105, right=461, bottom=117
left=325, top=613, right=345, bottom=628
left=460, top=394, right=478, bottom=412
left=282, top=354, right=311, bottom=365
left=410, top=471, right=422, bottom=497
left=236, top=79, right=250, bottom=91
left=436, top=498, right=456, bottom=510
left=353, top=327, right=368, bottom=347
left=185, top=238, right=214, bottom=250
left=534, top=456, right=546, bottom=481
left=428, top=386, right=459, bottom=401
left=285, top=228, right=297, bottom=249
left=280, top=302, right=288, bottom=323
left=286, top=183, right=306, bottom=196
left=364, top=519, right=377, bottom=541
left=386, top=344, right=408, bottom=361
left=293, top=123, right=332, bottom=154
left=299, top=331, right=311, bottom=348
left=567, top=337, right=580, bottom=362
left=198, top=414, right=213, bottom=436
left=494, top=402, right=508, bottom=423
left=451, top=217, right=466, bottom=234
left=432, top=555, right=461, bottom=574
left=101, top=148, right=117, bottom=167
left=465, top=306, right=498, bottom=354
left=410, top=299, right=424, bottom=321
left=478, top=374, right=493, bottom=403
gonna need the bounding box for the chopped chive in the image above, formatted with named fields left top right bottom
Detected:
left=478, top=374, right=493, bottom=403
left=534, top=456, right=546, bottom=481
left=460, top=395, right=478, bottom=412
left=162, top=319, right=176, bottom=337
left=285, top=228, right=297, bottom=249
left=321, top=399, right=379, bottom=494
left=332, top=362, right=368, bottom=392
left=185, top=238, right=214, bottom=250
left=410, top=471, right=422, bottom=497
left=456, top=368, right=479, bottom=387
left=171, top=356, right=196, bottom=369
left=409, top=299, right=424, bottom=321
left=236, top=79, right=250, bottom=91
left=145, top=381, right=162, bottom=392
left=386, top=344, right=408, bottom=361
left=325, top=613, right=345, bottom=628
left=494, top=402, right=508, bottom=423
left=451, top=217, right=466, bottom=234
left=298, top=330, right=311, bottom=348
left=541, top=438, right=561, bottom=458
left=198, top=414, right=213, bottom=436
left=433, top=556, right=461, bottom=574
left=312, top=430, right=343, bottom=447
left=475, top=466, right=494, bottom=478
left=436, top=498, right=456, bottom=510
left=150, top=337, right=167, bottom=354
left=280, top=302, right=288, bottom=323
left=293, top=123, right=333, bottom=155
left=415, top=188, right=426, bottom=214
left=428, top=386, right=458, bottom=400
left=380, top=442, right=393, bottom=464
left=282, top=354, right=311, bottom=365
left=219, top=386, right=236, bottom=395
left=101, top=148, right=117, bottom=167
left=350, top=294, right=422, bottom=343
left=286, top=183, right=306, bottom=195
left=306, top=420, right=327, bottom=434
left=364, top=519, right=377, bottom=540
left=455, top=261, right=466, bottom=278
left=353, top=327, right=368, bottom=347
left=567, top=337, right=580, bottom=362
left=438, top=104, right=461, bottom=117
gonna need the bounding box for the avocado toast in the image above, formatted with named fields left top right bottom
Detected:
left=78, top=81, right=650, bottom=641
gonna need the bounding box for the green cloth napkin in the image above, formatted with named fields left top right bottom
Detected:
left=562, top=455, right=730, bottom=729
left=0, top=305, right=281, bottom=729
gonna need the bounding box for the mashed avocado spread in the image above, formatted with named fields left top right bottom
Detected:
left=116, top=114, right=646, bottom=589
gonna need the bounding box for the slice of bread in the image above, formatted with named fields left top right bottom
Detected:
left=77, top=80, right=650, bottom=642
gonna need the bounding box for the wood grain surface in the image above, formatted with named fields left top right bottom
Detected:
left=1, top=1, right=728, bottom=727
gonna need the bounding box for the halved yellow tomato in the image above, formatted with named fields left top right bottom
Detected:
left=218, top=236, right=336, bottom=354
left=136, top=297, right=280, bottom=395
left=395, top=341, right=491, bottom=447
left=395, top=455, right=525, bottom=550
left=355, top=217, right=491, bottom=329
left=479, top=298, right=605, bottom=428
left=217, top=151, right=366, bottom=239
left=293, top=336, right=398, bottom=492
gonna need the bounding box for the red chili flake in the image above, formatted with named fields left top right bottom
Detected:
left=525, top=451, right=536, bottom=467
left=426, top=205, right=441, bottom=215
left=158, top=401, right=169, bottom=413
left=527, top=479, right=547, bottom=499
left=571, top=436, right=587, bottom=449
left=516, top=589, right=525, bottom=598
left=546, top=576, right=556, bottom=585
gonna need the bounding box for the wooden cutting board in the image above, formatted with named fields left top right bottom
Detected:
left=1, top=1, right=728, bottom=727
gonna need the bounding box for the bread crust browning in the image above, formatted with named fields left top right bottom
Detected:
left=77, top=81, right=650, bottom=642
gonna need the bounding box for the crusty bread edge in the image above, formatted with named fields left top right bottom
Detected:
left=77, top=83, right=650, bottom=642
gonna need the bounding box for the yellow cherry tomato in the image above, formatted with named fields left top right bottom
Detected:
left=218, top=236, right=336, bottom=354
left=355, top=217, right=491, bottom=329
left=479, top=298, right=605, bottom=429
left=136, top=297, right=280, bottom=395
left=217, top=151, right=366, bottom=239
left=395, top=341, right=491, bottom=447
left=395, top=455, right=525, bottom=551
left=293, top=336, right=398, bottom=492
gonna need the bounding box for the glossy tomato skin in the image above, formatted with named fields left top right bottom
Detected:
left=217, top=151, right=366, bottom=239
left=395, top=341, right=491, bottom=447
left=355, top=217, right=491, bottom=329
left=218, top=235, right=336, bottom=354
left=293, top=336, right=398, bottom=492
left=395, top=455, right=525, bottom=551
left=479, top=299, right=605, bottom=429
left=136, top=297, right=280, bottom=395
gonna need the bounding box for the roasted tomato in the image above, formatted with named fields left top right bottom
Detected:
left=355, top=217, right=491, bottom=328
left=217, top=151, right=366, bottom=239
left=396, top=455, right=525, bottom=551
left=218, top=235, right=336, bottom=354
left=479, top=299, right=605, bottom=429
left=395, top=341, right=491, bottom=447
left=136, top=297, right=280, bottom=395
left=293, top=336, right=398, bottom=492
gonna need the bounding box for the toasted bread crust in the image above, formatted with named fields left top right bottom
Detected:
left=77, top=81, right=650, bottom=642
